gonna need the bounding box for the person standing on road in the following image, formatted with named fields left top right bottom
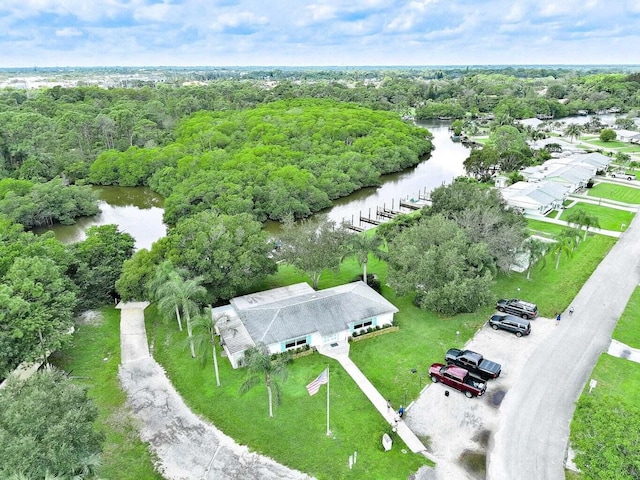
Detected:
left=556, top=313, right=561, bottom=326
left=569, top=306, right=574, bottom=315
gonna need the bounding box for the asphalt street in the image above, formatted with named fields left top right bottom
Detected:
left=487, top=207, right=640, bottom=479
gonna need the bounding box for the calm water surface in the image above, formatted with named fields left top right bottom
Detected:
left=35, top=186, right=166, bottom=251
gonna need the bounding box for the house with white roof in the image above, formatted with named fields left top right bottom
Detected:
left=214, top=281, right=398, bottom=368
left=499, top=181, right=570, bottom=216
left=543, top=164, right=593, bottom=191
left=614, top=129, right=640, bottom=143
left=529, top=137, right=583, bottom=155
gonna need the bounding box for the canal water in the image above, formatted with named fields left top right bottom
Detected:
left=38, top=120, right=470, bottom=247
left=34, top=186, right=166, bottom=251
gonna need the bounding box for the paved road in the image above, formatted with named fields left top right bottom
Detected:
left=487, top=206, right=640, bottom=479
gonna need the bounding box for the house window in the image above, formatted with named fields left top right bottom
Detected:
left=284, top=336, right=307, bottom=349
left=352, top=319, right=373, bottom=330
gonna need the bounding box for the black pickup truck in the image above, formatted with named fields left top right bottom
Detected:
left=445, top=348, right=502, bottom=380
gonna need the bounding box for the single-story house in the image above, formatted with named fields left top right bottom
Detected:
left=614, top=129, right=640, bottom=143
left=544, top=164, right=593, bottom=191
left=520, top=161, right=593, bottom=192
left=214, top=281, right=399, bottom=369
left=566, top=152, right=611, bottom=172
left=499, top=181, right=570, bottom=216
left=538, top=152, right=610, bottom=175
left=529, top=137, right=583, bottom=155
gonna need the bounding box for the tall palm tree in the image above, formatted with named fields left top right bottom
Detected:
left=348, top=232, right=384, bottom=283
left=240, top=343, right=290, bottom=418
left=563, top=123, right=582, bottom=143
left=550, top=233, right=576, bottom=269
left=566, top=209, right=601, bottom=241
left=175, top=275, right=206, bottom=358
left=523, top=238, right=547, bottom=280
left=149, top=260, right=184, bottom=331
left=191, top=309, right=236, bottom=387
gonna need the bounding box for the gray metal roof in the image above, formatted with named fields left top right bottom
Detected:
left=230, top=281, right=398, bottom=345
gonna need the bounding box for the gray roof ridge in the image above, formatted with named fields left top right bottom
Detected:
left=259, top=308, right=282, bottom=343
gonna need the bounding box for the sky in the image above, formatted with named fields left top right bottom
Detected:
left=1, top=0, right=639, bottom=68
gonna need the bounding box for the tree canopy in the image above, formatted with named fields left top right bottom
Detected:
left=0, top=368, right=104, bottom=479
left=90, top=99, right=434, bottom=223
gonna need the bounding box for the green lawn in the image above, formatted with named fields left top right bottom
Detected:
left=51, top=310, right=162, bottom=480
left=527, top=218, right=571, bottom=237
left=612, top=286, right=640, bottom=349
left=559, top=203, right=635, bottom=231
left=569, top=355, right=640, bottom=479
left=618, top=146, right=640, bottom=153
left=583, top=139, right=629, bottom=149
left=587, top=183, right=640, bottom=204
left=52, top=225, right=617, bottom=479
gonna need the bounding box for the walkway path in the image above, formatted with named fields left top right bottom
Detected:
left=487, top=203, right=640, bottom=479
left=607, top=339, right=640, bottom=363
left=116, top=302, right=312, bottom=480
left=316, top=341, right=433, bottom=460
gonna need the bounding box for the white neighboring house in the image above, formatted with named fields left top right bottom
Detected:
left=214, top=281, right=398, bottom=369
left=565, top=152, right=611, bottom=172
left=529, top=137, right=583, bottom=155
left=614, top=129, right=640, bottom=143
left=520, top=162, right=593, bottom=192
left=499, top=181, right=570, bottom=216
left=543, top=164, right=593, bottom=191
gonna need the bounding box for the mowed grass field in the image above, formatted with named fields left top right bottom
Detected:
left=587, top=183, right=640, bottom=204
left=559, top=202, right=635, bottom=231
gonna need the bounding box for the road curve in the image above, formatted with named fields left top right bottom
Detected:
left=487, top=207, right=640, bottom=480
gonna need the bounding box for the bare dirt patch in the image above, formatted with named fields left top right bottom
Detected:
left=75, top=310, right=104, bottom=326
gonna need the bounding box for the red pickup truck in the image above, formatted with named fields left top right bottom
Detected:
left=429, top=363, right=487, bottom=398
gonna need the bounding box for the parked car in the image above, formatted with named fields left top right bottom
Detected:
left=429, top=363, right=487, bottom=398
left=489, top=314, right=531, bottom=337
left=445, top=348, right=502, bottom=380
left=611, top=171, right=636, bottom=180
left=496, top=298, right=538, bottom=319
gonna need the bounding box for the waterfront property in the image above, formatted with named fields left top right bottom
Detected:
left=214, top=281, right=398, bottom=368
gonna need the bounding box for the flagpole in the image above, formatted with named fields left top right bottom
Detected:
left=326, top=365, right=330, bottom=436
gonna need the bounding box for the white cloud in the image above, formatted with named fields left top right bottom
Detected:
left=385, top=0, right=439, bottom=33
left=55, top=27, right=83, bottom=37
left=211, top=11, right=269, bottom=32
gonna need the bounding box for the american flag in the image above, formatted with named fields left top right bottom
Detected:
left=306, top=368, right=329, bottom=396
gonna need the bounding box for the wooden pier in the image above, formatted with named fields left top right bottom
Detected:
left=341, top=188, right=433, bottom=232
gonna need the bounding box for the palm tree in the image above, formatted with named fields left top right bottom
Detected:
left=564, top=123, right=582, bottom=143
left=149, top=261, right=183, bottom=331
left=348, top=232, right=384, bottom=283
left=191, top=308, right=236, bottom=387
left=240, top=343, right=290, bottom=418
left=550, top=233, right=576, bottom=269
left=523, top=238, right=547, bottom=280
left=175, top=275, right=206, bottom=358
left=566, top=209, right=601, bottom=241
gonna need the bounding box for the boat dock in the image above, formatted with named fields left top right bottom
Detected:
left=343, top=190, right=432, bottom=232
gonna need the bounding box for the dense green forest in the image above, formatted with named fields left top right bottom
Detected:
left=90, top=99, right=433, bottom=222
